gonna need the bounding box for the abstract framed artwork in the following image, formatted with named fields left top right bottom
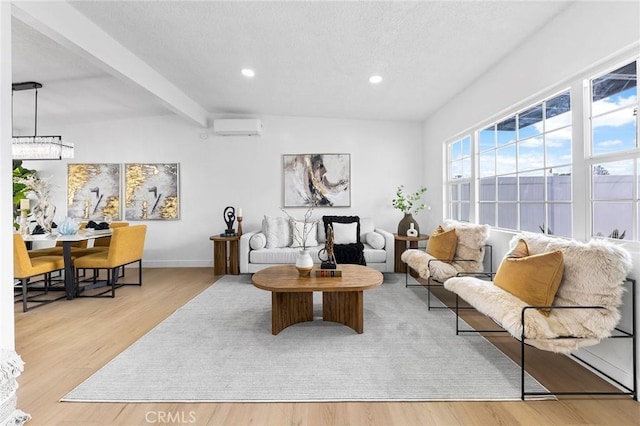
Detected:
left=124, top=163, right=180, bottom=220
left=283, top=153, right=350, bottom=207
left=67, top=163, right=121, bottom=221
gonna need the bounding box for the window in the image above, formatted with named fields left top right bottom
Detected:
left=590, top=61, right=638, bottom=156
left=592, top=160, right=636, bottom=239
left=445, top=55, right=640, bottom=243
left=447, top=136, right=471, bottom=221
left=477, top=91, right=572, bottom=236
left=589, top=59, right=639, bottom=240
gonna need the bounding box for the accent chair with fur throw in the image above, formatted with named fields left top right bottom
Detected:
left=401, top=220, right=490, bottom=282
left=445, top=232, right=633, bottom=353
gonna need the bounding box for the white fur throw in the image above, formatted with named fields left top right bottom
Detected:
left=445, top=233, right=633, bottom=353
left=400, top=220, right=489, bottom=281
left=0, top=350, right=29, bottom=426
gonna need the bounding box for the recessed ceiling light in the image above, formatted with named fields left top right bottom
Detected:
left=241, top=68, right=255, bottom=78
left=369, top=75, right=383, bottom=84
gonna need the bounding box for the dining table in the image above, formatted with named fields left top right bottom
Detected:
left=22, top=229, right=112, bottom=299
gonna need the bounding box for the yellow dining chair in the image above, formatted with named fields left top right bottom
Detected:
left=76, top=222, right=130, bottom=278
left=74, top=225, right=147, bottom=298
left=90, top=221, right=129, bottom=249
left=13, top=233, right=66, bottom=312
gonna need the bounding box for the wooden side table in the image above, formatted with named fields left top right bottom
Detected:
left=394, top=233, right=430, bottom=274
left=210, top=235, right=240, bottom=275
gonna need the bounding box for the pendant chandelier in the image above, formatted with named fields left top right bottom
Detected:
left=12, top=81, right=74, bottom=160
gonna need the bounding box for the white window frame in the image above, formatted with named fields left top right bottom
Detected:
left=446, top=135, right=472, bottom=222
left=585, top=57, right=640, bottom=241
left=474, top=89, right=573, bottom=236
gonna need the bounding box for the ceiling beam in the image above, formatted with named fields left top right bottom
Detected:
left=11, top=1, right=209, bottom=128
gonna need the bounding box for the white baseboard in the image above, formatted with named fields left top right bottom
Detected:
left=574, top=345, right=635, bottom=391
left=141, top=260, right=213, bottom=268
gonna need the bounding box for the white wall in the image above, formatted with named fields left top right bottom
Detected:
left=25, top=114, right=423, bottom=267
left=422, top=1, right=640, bottom=390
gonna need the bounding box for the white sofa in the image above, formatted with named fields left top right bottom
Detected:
left=240, top=217, right=394, bottom=273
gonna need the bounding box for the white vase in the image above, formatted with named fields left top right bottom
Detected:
left=407, top=222, right=418, bottom=237
left=295, top=249, right=314, bottom=277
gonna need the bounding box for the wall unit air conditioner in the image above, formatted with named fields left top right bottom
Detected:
left=213, top=119, right=262, bottom=136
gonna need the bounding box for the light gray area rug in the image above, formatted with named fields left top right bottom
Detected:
left=62, top=273, right=547, bottom=402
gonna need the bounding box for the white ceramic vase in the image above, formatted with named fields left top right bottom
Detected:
left=407, top=222, right=418, bottom=237
left=295, top=249, right=314, bottom=277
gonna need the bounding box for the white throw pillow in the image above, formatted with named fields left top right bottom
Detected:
left=290, top=220, right=318, bottom=248
left=332, top=221, right=358, bottom=244
left=366, top=231, right=385, bottom=250
left=262, top=216, right=291, bottom=248
left=249, top=232, right=267, bottom=250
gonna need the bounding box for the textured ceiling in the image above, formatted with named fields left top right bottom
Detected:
left=11, top=1, right=573, bottom=130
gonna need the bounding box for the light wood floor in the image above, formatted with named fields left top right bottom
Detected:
left=14, top=268, right=640, bottom=425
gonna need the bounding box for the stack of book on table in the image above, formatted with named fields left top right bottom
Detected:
left=315, top=266, right=342, bottom=277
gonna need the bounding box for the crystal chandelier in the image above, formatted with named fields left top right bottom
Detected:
left=12, top=82, right=74, bottom=160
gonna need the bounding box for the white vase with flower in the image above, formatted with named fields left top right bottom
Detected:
left=282, top=203, right=317, bottom=277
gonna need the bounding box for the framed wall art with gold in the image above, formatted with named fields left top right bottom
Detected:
left=124, top=163, right=180, bottom=220
left=67, top=163, right=121, bottom=221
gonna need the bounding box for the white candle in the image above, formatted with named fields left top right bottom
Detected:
left=20, top=199, right=30, bottom=210
left=238, top=208, right=243, bottom=217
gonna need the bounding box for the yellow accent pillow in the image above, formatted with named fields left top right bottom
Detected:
left=426, top=226, right=457, bottom=261
left=494, top=239, right=564, bottom=316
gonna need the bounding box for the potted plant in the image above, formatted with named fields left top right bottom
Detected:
left=12, top=160, right=36, bottom=230
left=281, top=203, right=317, bottom=276
left=392, top=185, right=427, bottom=236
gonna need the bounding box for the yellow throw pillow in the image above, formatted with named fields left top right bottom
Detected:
left=494, top=239, right=564, bottom=316
left=426, top=226, right=457, bottom=261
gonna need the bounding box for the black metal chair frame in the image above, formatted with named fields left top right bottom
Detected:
left=14, top=274, right=66, bottom=312
left=75, top=259, right=143, bottom=298
left=406, top=245, right=493, bottom=311
left=452, top=278, right=637, bottom=400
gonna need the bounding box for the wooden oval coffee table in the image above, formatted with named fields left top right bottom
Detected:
left=252, top=264, right=383, bottom=335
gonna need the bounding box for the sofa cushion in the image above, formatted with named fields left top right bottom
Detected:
left=322, top=216, right=361, bottom=243
left=250, top=245, right=323, bottom=264
left=263, top=216, right=291, bottom=248
left=249, top=232, right=267, bottom=250
left=365, top=232, right=385, bottom=250
left=362, top=243, right=387, bottom=263
left=249, top=244, right=384, bottom=265
left=494, top=239, right=564, bottom=316
left=333, top=222, right=358, bottom=244
left=427, top=225, right=457, bottom=261
left=290, top=220, right=318, bottom=248
left=322, top=216, right=365, bottom=265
